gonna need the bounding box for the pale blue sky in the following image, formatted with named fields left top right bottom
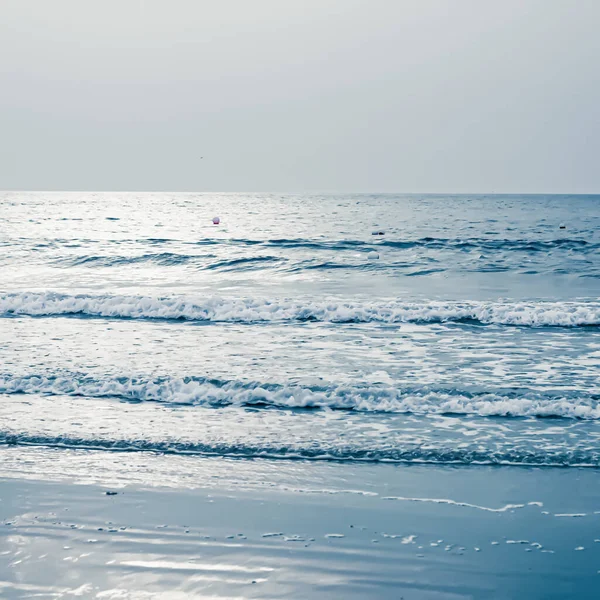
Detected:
left=1, top=0, right=598, bottom=192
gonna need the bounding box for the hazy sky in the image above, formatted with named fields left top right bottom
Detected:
left=1, top=0, right=598, bottom=192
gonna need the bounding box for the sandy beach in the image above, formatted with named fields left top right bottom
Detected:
left=1, top=446, right=599, bottom=598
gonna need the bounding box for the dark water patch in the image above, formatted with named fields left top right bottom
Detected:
left=10, top=235, right=598, bottom=253
left=200, top=256, right=287, bottom=271
left=57, top=253, right=218, bottom=268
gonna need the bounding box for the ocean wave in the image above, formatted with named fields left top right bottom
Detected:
left=1, top=292, right=599, bottom=327
left=10, top=235, right=600, bottom=253
left=1, top=431, right=598, bottom=467
left=59, top=253, right=285, bottom=270
left=1, top=374, right=598, bottom=418
left=376, top=237, right=597, bottom=253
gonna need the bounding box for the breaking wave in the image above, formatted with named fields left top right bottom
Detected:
left=1, top=374, right=598, bottom=419
left=1, top=292, right=599, bottom=327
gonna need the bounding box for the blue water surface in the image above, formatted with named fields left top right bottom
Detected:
left=0, top=192, right=599, bottom=465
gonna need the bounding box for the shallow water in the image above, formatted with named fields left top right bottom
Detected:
left=1, top=192, right=599, bottom=468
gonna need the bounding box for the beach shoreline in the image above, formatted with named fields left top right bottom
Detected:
left=1, top=447, right=599, bottom=598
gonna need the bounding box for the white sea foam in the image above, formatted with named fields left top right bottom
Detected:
left=0, top=374, right=598, bottom=419
left=0, top=292, right=599, bottom=327
left=381, top=497, right=532, bottom=513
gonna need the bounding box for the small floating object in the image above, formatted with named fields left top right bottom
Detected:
left=559, top=223, right=566, bottom=229
left=212, top=216, right=220, bottom=225
left=372, top=230, right=385, bottom=236
left=367, top=251, right=379, bottom=260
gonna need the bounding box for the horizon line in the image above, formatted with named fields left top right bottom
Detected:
left=1, top=190, right=599, bottom=196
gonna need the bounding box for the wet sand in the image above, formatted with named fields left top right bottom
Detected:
left=0, top=447, right=599, bottom=598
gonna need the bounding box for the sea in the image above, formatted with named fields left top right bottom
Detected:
left=0, top=192, right=599, bottom=467
left=1, top=192, right=600, bottom=597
